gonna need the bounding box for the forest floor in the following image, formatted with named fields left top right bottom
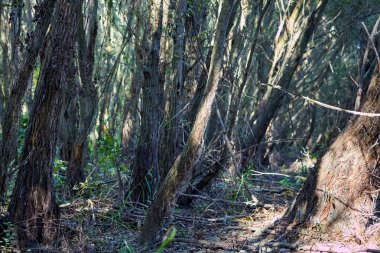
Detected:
left=57, top=156, right=380, bottom=253
left=4, top=156, right=380, bottom=252
left=60, top=175, right=294, bottom=253
left=55, top=158, right=300, bottom=253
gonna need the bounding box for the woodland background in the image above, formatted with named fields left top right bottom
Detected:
left=1, top=0, right=380, bottom=252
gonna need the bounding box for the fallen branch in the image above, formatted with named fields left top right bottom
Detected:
left=179, top=193, right=274, bottom=209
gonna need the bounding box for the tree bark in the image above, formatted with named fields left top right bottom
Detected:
left=0, top=0, right=56, bottom=203
left=120, top=4, right=140, bottom=159
left=241, top=0, right=329, bottom=167
left=286, top=67, right=380, bottom=238
left=59, top=0, right=98, bottom=190
left=129, top=0, right=165, bottom=203
left=9, top=0, right=23, bottom=78
left=24, top=0, right=35, bottom=116
left=120, top=47, right=142, bottom=159
left=159, top=0, right=187, bottom=180
left=139, top=0, right=237, bottom=245
left=65, top=1, right=99, bottom=189
left=193, top=0, right=272, bottom=191
left=8, top=0, right=82, bottom=248
left=0, top=2, right=11, bottom=105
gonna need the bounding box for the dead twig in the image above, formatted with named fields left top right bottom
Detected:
left=179, top=193, right=274, bottom=209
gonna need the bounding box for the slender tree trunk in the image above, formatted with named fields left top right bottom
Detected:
left=241, top=0, right=329, bottom=167
left=129, top=0, right=165, bottom=202
left=96, top=0, right=114, bottom=143
left=0, top=1, right=4, bottom=123
left=120, top=44, right=142, bottom=159
left=117, top=4, right=140, bottom=160
left=139, top=0, right=237, bottom=245
left=0, top=81, right=3, bottom=127
left=0, top=3, right=11, bottom=100
left=159, top=0, right=187, bottom=180
left=0, top=2, right=9, bottom=126
left=9, top=0, right=23, bottom=78
left=181, top=0, right=209, bottom=138
left=59, top=55, right=80, bottom=185
left=185, top=50, right=212, bottom=133
left=8, top=0, right=82, bottom=249
left=194, top=0, right=271, bottom=191
left=62, top=1, right=99, bottom=189
left=286, top=67, right=380, bottom=238
left=0, top=0, right=56, bottom=203
left=203, top=1, right=239, bottom=146
left=24, top=0, right=36, bottom=115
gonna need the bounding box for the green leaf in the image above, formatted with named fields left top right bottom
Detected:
left=155, top=227, right=176, bottom=253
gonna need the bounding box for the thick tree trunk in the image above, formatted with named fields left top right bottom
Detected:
left=0, top=0, right=56, bottom=203
left=286, top=68, right=380, bottom=238
left=139, top=0, right=236, bottom=245
left=8, top=0, right=81, bottom=248
left=129, top=0, right=165, bottom=202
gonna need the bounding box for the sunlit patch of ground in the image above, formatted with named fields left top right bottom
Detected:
left=57, top=173, right=294, bottom=252
left=10, top=165, right=378, bottom=253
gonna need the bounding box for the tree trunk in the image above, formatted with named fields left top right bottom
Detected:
left=241, top=0, right=329, bottom=167
left=286, top=68, right=380, bottom=239
left=129, top=0, right=165, bottom=203
left=0, top=2, right=11, bottom=104
left=193, top=0, right=271, bottom=191
left=8, top=0, right=81, bottom=248
left=159, top=0, right=187, bottom=180
left=139, top=0, right=236, bottom=245
left=121, top=47, right=142, bottom=160
left=119, top=5, right=140, bottom=159
left=9, top=0, right=22, bottom=78
left=65, top=1, right=99, bottom=189
left=0, top=0, right=56, bottom=203
left=59, top=53, right=80, bottom=187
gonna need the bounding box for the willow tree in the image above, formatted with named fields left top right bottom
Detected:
left=8, top=0, right=82, bottom=248
left=139, top=0, right=238, bottom=245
